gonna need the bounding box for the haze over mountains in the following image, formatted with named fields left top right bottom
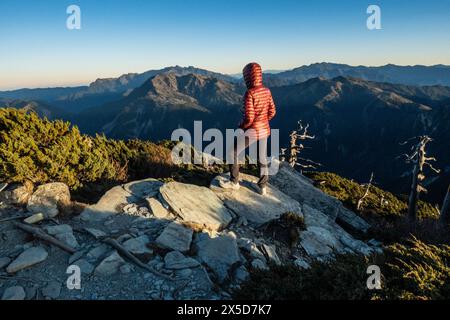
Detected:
left=2, top=63, right=450, bottom=113
left=1, top=62, right=450, bottom=202
left=0, top=66, right=238, bottom=113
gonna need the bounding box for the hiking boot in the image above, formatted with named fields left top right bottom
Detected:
left=259, top=186, right=267, bottom=196
left=219, top=180, right=240, bottom=190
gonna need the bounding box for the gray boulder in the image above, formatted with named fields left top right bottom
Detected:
left=271, top=163, right=370, bottom=233
left=86, top=244, right=110, bottom=261
left=302, top=204, right=373, bottom=256
left=55, top=232, right=80, bottom=249
left=156, top=221, right=193, bottom=253
left=211, top=173, right=303, bottom=225
left=237, top=238, right=266, bottom=261
left=80, top=179, right=164, bottom=222
left=80, top=185, right=137, bottom=222
left=0, top=183, right=33, bottom=206
left=160, top=182, right=232, bottom=231
left=44, top=224, right=79, bottom=249
left=6, top=246, right=48, bottom=273
left=234, top=265, right=250, bottom=283
left=27, top=182, right=70, bottom=218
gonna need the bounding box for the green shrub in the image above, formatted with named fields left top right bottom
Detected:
left=382, top=237, right=450, bottom=300
left=305, top=171, right=438, bottom=220
left=0, top=108, right=175, bottom=192
left=234, top=254, right=377, bottom=300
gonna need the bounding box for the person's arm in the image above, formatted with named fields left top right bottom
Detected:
left=239, top=91, right=255, bottom=129
left=268, top=91, right=276, bottom=121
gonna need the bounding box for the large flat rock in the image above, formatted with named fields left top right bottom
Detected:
left=160, top=182, right=232, bottom=231
left=80, top=178, right=164, bottom=223
left=271, top=163, right=370, bottom=233
left=123, top=178, right=163, bottom=199
left=301, top=204, right=373, bottom=258
left=6, top=247, right=48, bottom=273
left=210, top=173, right=303, bottom=225
left=80, top=186, right=138, bottom=222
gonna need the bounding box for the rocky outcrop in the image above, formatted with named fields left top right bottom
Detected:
left=80, top=179, right=163, bottom=222
left=0, top=163, right=379, bottom=300
left=160, top=182, right=232, bottom=231
left=210, top=173, right=303, bottom=225
left=271, top=163, right=370, bottom=233
left=301, top=204, right=373, bottom=258
left=0, top=182, right=33, bottom=206
left=27, top=182, right=70, bottom=218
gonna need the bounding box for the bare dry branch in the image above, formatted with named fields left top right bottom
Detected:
left=399, top=135, right=439, bottom=221
left=13, top=222, right=76, bottom=254
left=357, top=172, right=374, bottom=211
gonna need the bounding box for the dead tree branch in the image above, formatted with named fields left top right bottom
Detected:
left=13, top=222, right=77, bottom=254
left=287, top=120, right=318, bottom=170
left=357, top=172, right=374, bottom=211
left=102, top=238, right=173, bottom=281
left=399, top=136, right=440, bottom=222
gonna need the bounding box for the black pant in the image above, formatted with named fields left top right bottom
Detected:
left=229, top=136, right=269, bottom=188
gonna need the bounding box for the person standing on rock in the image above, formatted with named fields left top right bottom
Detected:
left=220, top=62, right=276, bottom=195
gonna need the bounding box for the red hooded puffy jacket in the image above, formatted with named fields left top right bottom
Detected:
left=239, top=62, right=276, bottom=140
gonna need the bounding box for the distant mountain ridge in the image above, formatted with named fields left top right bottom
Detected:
left=2, top=63, right=450, bottom=114
left=0, top=66, right=238, bottom=113
left=75, top=73, right=243, bottom=140
left=264, top=63, right=450, bottom=87
left=0, top=98, right=68, bottom=119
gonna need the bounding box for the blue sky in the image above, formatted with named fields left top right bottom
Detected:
left=0, top=0, right=449, bottom=90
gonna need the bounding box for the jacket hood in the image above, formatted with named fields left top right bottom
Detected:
left=243, top=62, right=263, bottom=89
